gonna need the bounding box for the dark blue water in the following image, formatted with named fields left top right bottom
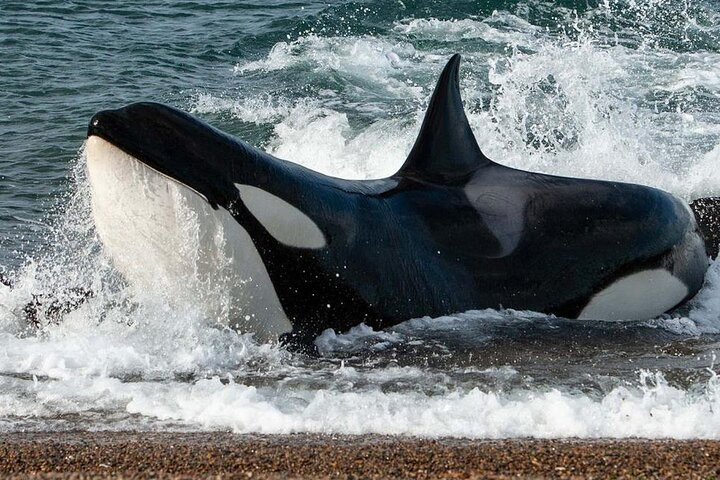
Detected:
left=1, top=0, right=720, bottom=437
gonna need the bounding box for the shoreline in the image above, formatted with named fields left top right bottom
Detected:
left=1, top=432, right=719, bottom=479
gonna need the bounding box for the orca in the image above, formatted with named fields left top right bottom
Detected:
left=85, top=54, right=717, bottom=346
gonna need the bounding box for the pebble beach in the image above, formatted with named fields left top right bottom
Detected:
left=2, top=433, right=720, bottom=479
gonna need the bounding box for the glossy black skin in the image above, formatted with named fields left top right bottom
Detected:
left=87, top=55, right=709, bottom=343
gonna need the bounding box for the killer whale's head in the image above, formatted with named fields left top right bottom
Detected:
left=88, top=103, right=243, bottom=210
left=85, top=103, right=329, bottom=341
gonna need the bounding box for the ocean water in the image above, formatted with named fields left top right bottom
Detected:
left=2, top=0, right=720, bottom=437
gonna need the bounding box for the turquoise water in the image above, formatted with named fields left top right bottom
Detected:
left=2, top=0, right=720, bottom=436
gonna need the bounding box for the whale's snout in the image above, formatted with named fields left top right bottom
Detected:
left=86, top=102, right=242, bottom=210
left=87, top=109, right=110, bottom=138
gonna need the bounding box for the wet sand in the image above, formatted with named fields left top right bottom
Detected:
left=1, top=432, right=719, bottom=479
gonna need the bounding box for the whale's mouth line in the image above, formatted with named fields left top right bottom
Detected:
left=86, top=135, right=211, bottom=205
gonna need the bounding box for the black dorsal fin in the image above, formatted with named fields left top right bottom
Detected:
left=396, top=54, right=492, bottom=183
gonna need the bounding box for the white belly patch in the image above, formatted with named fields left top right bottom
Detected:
left=578, top=269, right=689, bottom=321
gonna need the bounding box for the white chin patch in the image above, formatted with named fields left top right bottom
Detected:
left=235, top=183, right=326, bottom=249
left=85, top=136, right=292, bottom=342
left=578, top=269, right=689, bottom=321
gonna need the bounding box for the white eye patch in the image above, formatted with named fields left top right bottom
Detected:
left=235, top=184, right=326, bottom=249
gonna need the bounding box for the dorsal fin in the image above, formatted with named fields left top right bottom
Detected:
left=396, top=54, right=491, bottom=183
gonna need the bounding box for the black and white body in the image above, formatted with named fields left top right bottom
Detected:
left=85, top=54, right=716, bottom=345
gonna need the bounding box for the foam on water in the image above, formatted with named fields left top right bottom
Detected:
left=1, top=344, right=719, bottom=438
left=393, top=15, right=542, bottom=49
left=2, top=0, right=720, bottom=437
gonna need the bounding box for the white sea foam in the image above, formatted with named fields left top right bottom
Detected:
left=190, top=93, right=296, bottom=125
left=236, top=35, right=419, bottom=79
left=1, top=366, right=719, bottom=438
left=122, top=370, right=720, bottom=438
left=393, top=15, right=541, bottom=48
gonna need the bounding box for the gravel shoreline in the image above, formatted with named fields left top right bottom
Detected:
left=1, top=432, right=719, bottom=479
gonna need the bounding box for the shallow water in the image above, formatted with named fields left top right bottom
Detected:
left=2, top=0, right=720, bottom=438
